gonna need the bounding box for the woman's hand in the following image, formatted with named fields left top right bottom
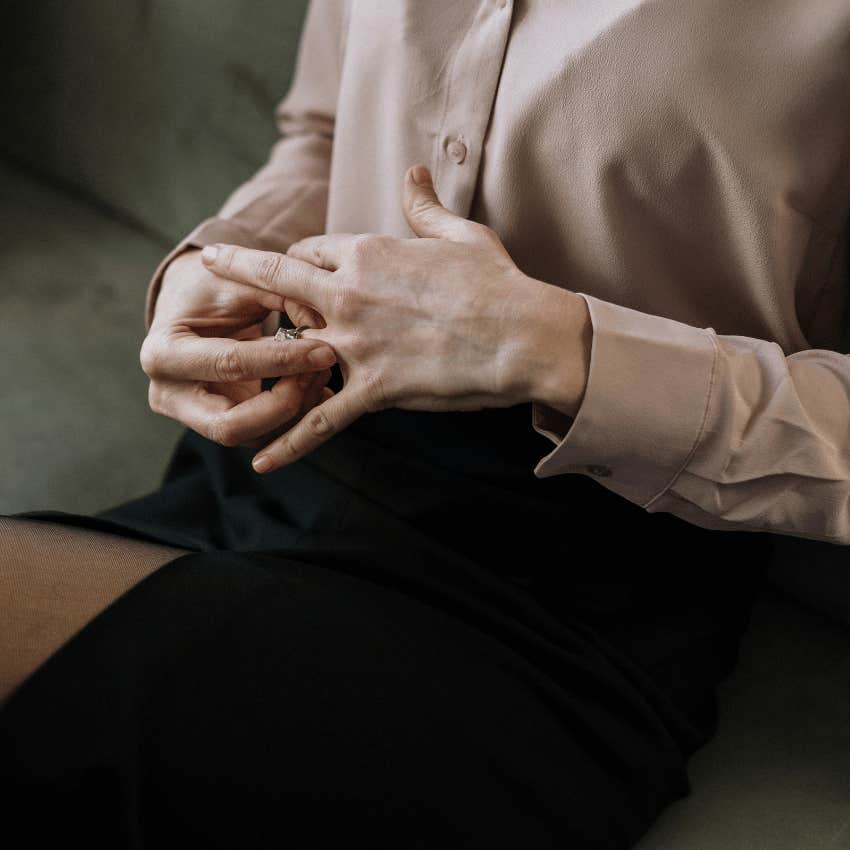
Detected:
left=140, top=247, right=337, bottom=449
left=201, top=164, right=591, bottom=473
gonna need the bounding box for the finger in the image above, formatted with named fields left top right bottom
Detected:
left=207, top=378, right=309, bottom=446
left=231, top=323, right=264, bottom=341
left=224, top=371, right=332, bottom=446
left=298, top=367, right=333, bottom=415
left=283, top=297, right=325, bottom=330
left=285, top=233, right=359, bottom=272
left=201, top=244, right=333, bottom=314
left=251, top=384, right=367, bottom=473
left=241, top=369, right=332, bottom=450
left=151, top=374, right=319, bottom=448
left=403, top=164, right=483, bottom=242
left=149, top=379, right=234, bottom=437
left=141, top=332, right=336, bottom=383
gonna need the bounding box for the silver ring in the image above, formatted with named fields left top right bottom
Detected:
left=275, top=325, right=312, bottom=341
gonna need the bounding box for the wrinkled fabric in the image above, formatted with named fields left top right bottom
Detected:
left=146, top=0, right=850, bottom=543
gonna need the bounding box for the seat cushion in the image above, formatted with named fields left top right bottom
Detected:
left=636, top=582, right=850, bottom=850
left=767, top=535, right=850, bottom=632
left=0, top=163, right=182, bottom=515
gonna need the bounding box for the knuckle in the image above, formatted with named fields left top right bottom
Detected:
left=208, top=413, right=240, bottom=447
left=215, top=245, right=234, bottom=274
left=349, top=234, right=380, bottom=264
left=304, top=406, right=335, bottom=437
left=370, top=234, right=395, bottom=252
left=471, top=221, right=498, bottom=242
left=147, top=382, right=164, bottom=414
left=284, top=298, right=311, bottom=328
left=210, top=287, right=241, bottom=316
left=139, top=337, right=162, bottom=378
left=410, top=195, right=438, bottom=217
left=257, top=254, right=284, bottom=286
left=361, top=369, right=388, bottom=412
left=331, top=281, right=356, bottom=313
left=278, top=344, right=304, bottom=371
left=214, top=346, right=246, bottom=382
left=279, top=394, right=301, bottom=422
left=308, top=242, right=324, bottom=266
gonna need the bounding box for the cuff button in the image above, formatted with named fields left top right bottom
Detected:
left=585, top=464, right=612, bottom=477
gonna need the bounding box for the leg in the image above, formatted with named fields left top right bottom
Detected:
left=0, top=517, right=190, bottom=704
left=1, top=549, right=690, bottom=849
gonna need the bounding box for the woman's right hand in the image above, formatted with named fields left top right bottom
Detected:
left=140, top=247, right=337, bottom=451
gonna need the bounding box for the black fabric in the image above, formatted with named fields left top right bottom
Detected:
left=1, top=399, right=773, bottom=848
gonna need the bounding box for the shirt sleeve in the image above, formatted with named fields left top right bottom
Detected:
left=144, top=0, right=350, bottom=331
left=532, top=289, right=850, bottom=545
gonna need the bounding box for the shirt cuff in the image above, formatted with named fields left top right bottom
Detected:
left=531, top=292, right=720, bottom=509
left=144, top=216, right=280, bottom=331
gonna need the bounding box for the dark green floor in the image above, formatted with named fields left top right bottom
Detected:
left=2, top=162, right=849, bottom=849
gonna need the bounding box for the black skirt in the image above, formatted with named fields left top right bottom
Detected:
left=1, top=400, right=772, bottom=848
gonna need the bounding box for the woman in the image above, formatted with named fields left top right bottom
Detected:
left=2, top=1, right=849, bottom=847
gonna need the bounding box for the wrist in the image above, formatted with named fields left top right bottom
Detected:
left=508, top=277, right=592, bottom=418
left=152, top=247, right=204, bottom=320
left=147, top=246, right=203, bottom=330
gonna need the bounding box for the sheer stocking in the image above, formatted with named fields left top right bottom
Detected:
left=0, top=518, right=190, bottom=705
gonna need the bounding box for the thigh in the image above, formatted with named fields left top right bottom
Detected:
left=0, top=516, right=190, bottom=704
left=0, top=549, right=689, bottom=850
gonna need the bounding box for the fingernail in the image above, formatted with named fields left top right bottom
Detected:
left=253, top=454, right=273, bottom=473
left=297, top=372, right=314, bottom=390
left=308, top=347, right=335, bottom=367
left=201, top=245, right=219, bottom=264
left=410, top=165, right=430, bottom=186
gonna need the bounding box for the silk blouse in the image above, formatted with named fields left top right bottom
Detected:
left=145, top=0, right=850, bottom=545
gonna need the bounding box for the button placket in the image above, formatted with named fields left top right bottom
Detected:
left=430, top=0, right=513, bottom=218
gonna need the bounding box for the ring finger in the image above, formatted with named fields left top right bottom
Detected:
left=142, top=332, right=335, bottom=383
left=151, top=373, right=329, bottom=447
left=242, top=369, right=334, bottom=449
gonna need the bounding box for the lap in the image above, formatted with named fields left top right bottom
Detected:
left=0, top=547, right=691, bottom=850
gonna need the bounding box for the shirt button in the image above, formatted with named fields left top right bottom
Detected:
left=585, top=464, right=613, bottom=477
left=446, top=138, right=467, bottom=164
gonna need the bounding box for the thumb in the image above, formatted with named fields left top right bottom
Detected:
left=403, top=164, right=474, bottom=241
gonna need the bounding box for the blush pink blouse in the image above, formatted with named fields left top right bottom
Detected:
left=146, top=0, right=850, bottom=545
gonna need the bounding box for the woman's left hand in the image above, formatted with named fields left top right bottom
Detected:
left=201, top=164, right=591, bottom=473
